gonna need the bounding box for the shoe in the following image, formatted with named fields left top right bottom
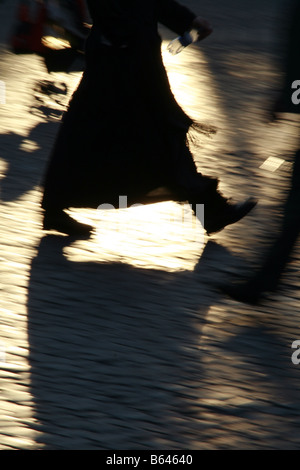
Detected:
left=219, top=280, right=264, bottom=305
left=43, top=210, right=93, bottom=237
left=218, top=270, right=280, bottom=304
left=205, top=197, right=257, bottom=235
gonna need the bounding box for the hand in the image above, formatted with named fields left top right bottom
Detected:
left=192, top=17, right=213, bottom=41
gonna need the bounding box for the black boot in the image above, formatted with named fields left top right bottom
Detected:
left=219, top=276, right=272, bottom=305
left=204, top=196, right=257, bottom=235
left=190, top=187, right=257, bottom=235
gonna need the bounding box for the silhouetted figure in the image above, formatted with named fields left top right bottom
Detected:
left=220, top=1, right=300, bottom=304
left=41, top=0, right=256, bottom=237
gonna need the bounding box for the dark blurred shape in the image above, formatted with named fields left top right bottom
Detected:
left=11, top=0, right=47, bottom=54
left=220, top=1, right=300, bottom=304
left=10, top=0, right=90, bottom=72
left=271, top=0, right=300, bottom=118
left=43, top=48, right=85, bottom=73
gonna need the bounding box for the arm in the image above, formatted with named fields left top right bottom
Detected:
left=157, top=0, right=212, bottom=39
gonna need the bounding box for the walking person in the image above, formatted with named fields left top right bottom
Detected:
left=41, top=0, right=257, bottom=237
left=220, top=0, right=300, bottom=304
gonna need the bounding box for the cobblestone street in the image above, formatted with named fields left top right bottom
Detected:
left=1, top=0, right=300, bottom=449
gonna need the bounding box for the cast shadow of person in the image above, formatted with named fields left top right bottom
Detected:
left=27, top=233, right=218, bottom=450
left=27, top=233, right=300, bottom=449
left=0, top=119, right=60, bottom=203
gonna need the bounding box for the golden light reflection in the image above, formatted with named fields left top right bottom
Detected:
left=0, top=158, right=8, bottom=180
left=41, top=36, right=70, bottom=50
left=0, top=187, right=43, bottom=449
left=66, top=202, right=205, bottom=272
left=161, top=40, right=222, bottom=124
left=19, top=139, right=40, bottom=153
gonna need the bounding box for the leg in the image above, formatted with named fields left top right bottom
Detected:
left=168, top=139, right=257, bottom=234
left=188, top=181, right=257, bottom=235
left=41, top=103, right=93, bottom=237
left=220, top=148, right=300, bottom=303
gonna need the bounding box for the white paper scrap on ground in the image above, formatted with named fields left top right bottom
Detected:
left=260, top=156, right=285, bottom=172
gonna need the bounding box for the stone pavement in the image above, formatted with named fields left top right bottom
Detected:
left=0, top=0, right=300, bottom=450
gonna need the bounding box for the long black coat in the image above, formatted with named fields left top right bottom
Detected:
left=42, top=0, right=208, bottom=211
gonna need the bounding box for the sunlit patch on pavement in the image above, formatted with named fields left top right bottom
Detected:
left=66, top=202, right=205, bottom=272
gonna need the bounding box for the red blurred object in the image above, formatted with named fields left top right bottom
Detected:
left=11, top=0, right=47, bottom=54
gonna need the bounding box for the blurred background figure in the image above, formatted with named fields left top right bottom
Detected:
left=10, top=0, right=90, bottom=72
left=45, top=0, right=90, bottom=44
left=220, top=0, right=300, bottom=304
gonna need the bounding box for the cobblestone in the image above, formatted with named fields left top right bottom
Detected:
left=0, top=0, right=300, bottom=450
